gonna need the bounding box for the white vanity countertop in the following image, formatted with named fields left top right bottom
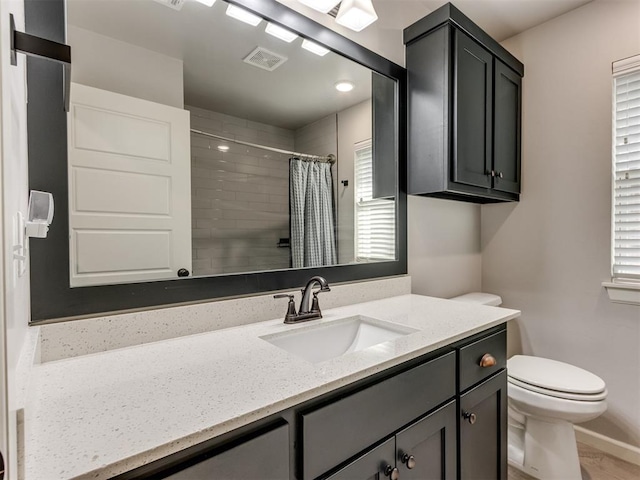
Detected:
left=23, top=294, right=519, bottom=479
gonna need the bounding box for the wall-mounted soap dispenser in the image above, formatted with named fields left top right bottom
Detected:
left=13, top=190, right=54, bottom=276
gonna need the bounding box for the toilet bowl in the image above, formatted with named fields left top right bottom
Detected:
left=450, top=292, right=608, bottom=480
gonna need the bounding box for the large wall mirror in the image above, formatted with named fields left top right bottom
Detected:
left=26, top=0, right=407, bottom=321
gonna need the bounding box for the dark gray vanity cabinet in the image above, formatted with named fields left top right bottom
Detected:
left=301, top=352, right=456, bottom=479
left=117, top=325, right=507, bottom=480
left=162, top=423, right=290, bottom=480
left=396, top=401, right=458, bottom=479
left=324, top=437, right=396, bottom=480
left=404, top=3, right=524, bottom=203
left=326, top=401, right=457, bottom=480
left=459, top=372, right=508, bottom=480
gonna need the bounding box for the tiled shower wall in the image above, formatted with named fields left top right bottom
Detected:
left=187, top=105, right=294, bottom=276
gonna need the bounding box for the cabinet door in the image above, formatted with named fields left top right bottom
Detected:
left=325, top=437, right=396, bottom=480
left=396, top=401, right=457, bottom=480
left=493, top=60, right=522, bottom=194
left=459, top=371, right=507, bottom=480
left=372, top=72, right=397, bottom=199
left=453, top=28, right=493, bottom=189
left=162, top=423, right=289, bottom=480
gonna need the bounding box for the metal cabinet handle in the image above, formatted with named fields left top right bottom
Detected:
left=498, top=172, right=504, bottom=178
left=401, top=453, right=416, bottom=469
left=462, top=411, right=477, bottom=424
left=384, top=465, right=400, bottom=480
left=479, top=353, right=497, bottom=367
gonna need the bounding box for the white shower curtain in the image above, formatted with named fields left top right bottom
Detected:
left=289, top=158, right=337, bottom=268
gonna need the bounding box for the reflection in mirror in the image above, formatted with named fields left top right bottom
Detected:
left=65, top=0, right=397, bottom=287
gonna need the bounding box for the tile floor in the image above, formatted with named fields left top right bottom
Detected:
left=507, top=442, right=640, bottom=480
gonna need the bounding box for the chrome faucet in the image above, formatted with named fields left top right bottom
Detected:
left=274, top=276, right=331, bottom=324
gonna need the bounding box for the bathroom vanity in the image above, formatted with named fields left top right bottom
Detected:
left=22, top=295, right=519, bottom=479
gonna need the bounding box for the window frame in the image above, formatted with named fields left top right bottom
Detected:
left=604, top=53, right=640, bottom=305
left=354, top=139, right=396, bottom=262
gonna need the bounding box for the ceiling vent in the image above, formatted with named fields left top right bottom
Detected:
left=243, top=47, right=288, bottom=72
left=153, top=0, right=186, bottom=11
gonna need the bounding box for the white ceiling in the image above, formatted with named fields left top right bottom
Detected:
left=372, top=0, right=594, bottom=42
left=67, top=0, right=595, bottom=130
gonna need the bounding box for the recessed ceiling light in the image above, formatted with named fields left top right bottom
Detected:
left=217, top=145, right=230, bottom=152
left=301, top=39, right=330, bottom=57
left=265, top=23, right=298, bottom=43
left=335, top=81, right=354, bottom=92
left=335, top=0, right=378, bottom=32
left=193, top=0, right=216, bottom=7
left=297, top=0, right=341, bottom=14
left=225, top=4, right=262, bottom=26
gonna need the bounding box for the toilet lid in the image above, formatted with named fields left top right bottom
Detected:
left=507, top=355, right=606, bottom=395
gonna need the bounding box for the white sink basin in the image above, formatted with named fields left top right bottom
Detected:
left=261, top=315, right=418, bottom=364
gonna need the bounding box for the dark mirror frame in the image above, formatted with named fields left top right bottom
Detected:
left=26, top=0, right=407, bottom=322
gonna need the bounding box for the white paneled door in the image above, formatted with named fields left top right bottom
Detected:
left=68, top=83, right=191, bottom=287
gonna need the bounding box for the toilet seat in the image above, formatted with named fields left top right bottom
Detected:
left=508, top=376, right=608, bottom=401
left=507, top=355, right=606, bottom=397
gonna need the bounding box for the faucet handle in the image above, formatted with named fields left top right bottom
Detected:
left=274, top=293, right=297, bottom=323
left=274, top=293, right=294, bottom=300
left=310, top=292, right=322, bottom=314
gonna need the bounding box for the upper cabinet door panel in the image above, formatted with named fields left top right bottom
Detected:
left=453, top=29, right=493, bottom=189
left=493, top=60, right=522, bottom=194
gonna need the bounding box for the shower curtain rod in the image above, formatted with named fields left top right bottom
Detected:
left=191, top=128, right=336, bottom=164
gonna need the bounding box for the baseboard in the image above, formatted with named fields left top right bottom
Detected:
left=574, top=425, right=640, bottom=466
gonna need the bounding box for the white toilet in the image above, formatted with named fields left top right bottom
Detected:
left=450, top=292, right=608, bottom=480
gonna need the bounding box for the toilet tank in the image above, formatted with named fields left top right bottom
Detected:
left=450, top=292, right=503, bottom=306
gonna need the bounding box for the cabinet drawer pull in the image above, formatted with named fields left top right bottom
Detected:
left=401, top=453, right=416, bottom=469
left=462, top=411, right=477, bottom=424
left=479, top=353, right=496, bottom=367
left=384, top=465, right=400, bottom=480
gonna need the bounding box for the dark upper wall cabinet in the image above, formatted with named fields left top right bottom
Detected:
left=404, top=3, right=524, bottom=203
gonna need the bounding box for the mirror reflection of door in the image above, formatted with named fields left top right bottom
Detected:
left=65, top=0, right=397, bottom=287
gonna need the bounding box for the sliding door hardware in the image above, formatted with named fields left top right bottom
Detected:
left=9, top=13, right=71, bottom=112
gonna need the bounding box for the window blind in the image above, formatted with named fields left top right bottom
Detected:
left=354, top=141, right=395, bottom=261
left=613, top=58, right=640, bottom=281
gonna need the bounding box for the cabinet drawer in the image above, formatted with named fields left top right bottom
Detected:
left=301, top=351, right=456, bottom=480
left=459, top=329, right=506, bottom=391
left=324, top=437, right=396, bottom=480
left=163, top=423, right=289, bottom=480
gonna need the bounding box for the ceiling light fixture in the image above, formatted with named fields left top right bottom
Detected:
left=335, top=81, right=354, bottom=92
left=193, top=0, right=216, bottom=7
left=217, top=145, right=230, bottom=152
left=298, top=0, right=341, bottom=14
left=335, top=0, right=378, bottom=32
left=265, top=23, right=298, bottom=43
left=301, top=39, right=330, bottom=57
left=225, top=4, right=262, bottom=26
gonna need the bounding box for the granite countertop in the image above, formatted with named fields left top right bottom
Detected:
left=23, top=294, right=520, bottom=479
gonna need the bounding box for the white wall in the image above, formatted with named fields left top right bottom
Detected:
left=484, top=0, right=640, bottom=448
left=67, top=26, right=184, bottom=108
left=0, top=1, right=30, bottom=478
left=410, top=197, right=482, bottom=298
left=337, top=101, right=371, bottom=264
